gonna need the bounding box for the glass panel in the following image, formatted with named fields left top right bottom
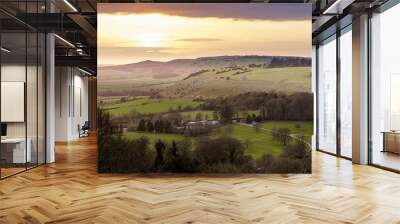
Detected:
left=371, top=4, right=400, bottom=171
left=1, top=30, right=27, bottom=177
left=26, top=0, right=39, bottom=169
left=27, top=30, right=38, bottom=169
left=339, top=27, right=352, bottom=158
left=38, top=33, right=45, bottom=165
left=317, top=36, right=337, bottom=154
left=0, top=1, right=46, bottom=178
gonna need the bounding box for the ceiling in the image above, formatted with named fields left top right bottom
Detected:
left=0, top=0, right=392, bottom=75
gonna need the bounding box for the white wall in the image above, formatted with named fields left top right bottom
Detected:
left=55, top=67, right=89, bottom=141
left=1, top=65, right=27, bottom=138
left=312, top=45, right=317, bottom=150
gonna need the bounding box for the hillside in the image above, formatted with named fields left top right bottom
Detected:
left=98, top=55, right=311, bottom=81
left=98, top=55, right=311, bottom=97
left=158, top=67, right=311, bottom=98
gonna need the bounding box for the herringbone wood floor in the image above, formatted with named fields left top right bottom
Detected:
left=1, top=136, right=400, bottom=224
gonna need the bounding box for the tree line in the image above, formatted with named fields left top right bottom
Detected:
left=98, top=108, right=311, bottom=174
left=136, top=119, right=173, bottom=133
left=201, top=91, right=313, bottom=121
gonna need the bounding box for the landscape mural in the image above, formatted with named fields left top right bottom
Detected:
left=97, top=3, right=313, bottom=173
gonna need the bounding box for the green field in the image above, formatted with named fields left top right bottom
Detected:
left=99, top=67, right=311, bottom=98
left=102, top=97, right=202, bottom=117
left=259, top=121, right=313, bottom=142
left=124, top=132, right=185, bottom=146
left=211, top=124, right=282, bottom=159
left=123, top=121, right=312, bottom=160
left=158, top=67, right=311, bottom=98
left=243, top=67, right=310, bottom=84
left=98, top=78, right=177, bottom=93
left=175, top=110, right=260, bottom=121
left=178, top=110, right=214, bottom=121
left=124, top=121, right=309, bottom=160
left=124, top=125, right=279, bottom=159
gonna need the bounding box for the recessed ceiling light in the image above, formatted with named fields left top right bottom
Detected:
left=78, top=67, right=93, bottom=76
left=63, top=0, right=78, bottom=12
left=54, top=34, right=75, bottom=48
left=1, top=47, right=11, bottom=53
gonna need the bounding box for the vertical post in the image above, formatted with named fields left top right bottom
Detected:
left=46, top=1, right=55, bottom=163
left=336, top=29, right=341, bottom=157
left=312, top=45, right=318, bottom=150
left=352, top=14, right=369, bottom=164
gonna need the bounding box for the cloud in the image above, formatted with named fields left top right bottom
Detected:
left=174, top=38, right=223, bottom=42
left=99, top=46, right=177, bottom=53
left=98, top=46, right=179, bottom=64
left=98, top=3, right=311, bottom=21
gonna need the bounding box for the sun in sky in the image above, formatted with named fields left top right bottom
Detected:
left=98, top=4, right=311, bottom=65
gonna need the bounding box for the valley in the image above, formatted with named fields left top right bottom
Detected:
left=98, top=55, right=313, bottom=173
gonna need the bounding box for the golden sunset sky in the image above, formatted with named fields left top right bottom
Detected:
left=98, top=4, right=311, bottom=65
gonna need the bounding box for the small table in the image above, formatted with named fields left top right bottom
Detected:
left=1, top=138, right=31, bottom=164
left=381, top=131, right=400, bottom=154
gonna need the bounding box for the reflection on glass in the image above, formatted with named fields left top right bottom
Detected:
left=340, top=28, right=352, bottom=158
left=1, top=31, right=27, bottom=177
left=318, top=36, right=337, bottom=154
left=27, top=31, right=38, bottom=169
left=371, top=3, right=400, bottom=171
left=38, top=33, right=46, bottom=165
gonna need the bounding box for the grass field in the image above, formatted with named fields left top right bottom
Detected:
left=124, top=132, right=185, bottom=147
left=242, top=67, right=310, bottom=84
left=102, top=97, right=203, bottom=117
left=211, top=124, right=282, bottom=159
left=99, top=66, right=311, bottom=98
left=157, top=66, right=311, bottom=98
left=123, top=120, right=312, bottom=160
left=259, top=121, right=313, bottom=142
left=178, top=110, right=215, bottom=121
left=124, top=124, right=285, bottom=160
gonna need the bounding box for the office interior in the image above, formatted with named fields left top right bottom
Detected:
left=1, top=0, right=400, bottom=179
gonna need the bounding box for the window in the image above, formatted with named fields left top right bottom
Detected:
left=339, top=26, right=352, bottom=158
left=317, top=35, right=337, bottom=154
left=370, top=3, right=400, bottom=171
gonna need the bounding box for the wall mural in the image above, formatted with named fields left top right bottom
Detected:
left=97, top=3, right=313, bottom=173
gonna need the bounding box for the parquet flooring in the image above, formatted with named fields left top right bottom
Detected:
left=1, top=136, right=400, bottom=223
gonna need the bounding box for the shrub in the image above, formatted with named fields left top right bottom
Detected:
left=163, top=139, right=198, bottom=173
left=154, top=139, right=166, bottom=170
left=276, top=128, right=291, bottom=145
left=195, top=136, right=254, bottom=172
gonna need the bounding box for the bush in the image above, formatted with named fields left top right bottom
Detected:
left=195, top=136, right=255, bottom=172
left=276, top=128, right=291, bottom=145
left=163, top=139, right=198, bottom=173
left=256, top=141, right=311, bottom=173
left=98, top=108, right=155, bottom=173
left=98, top=106, right=310, bottom=174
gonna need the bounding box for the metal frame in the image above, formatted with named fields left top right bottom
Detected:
left=0, top=1, right=48, bottom=180
left=336, top=24, right=341, bottom=157
left=367, top=0, right=400, bottom=172
left=315, top=20, right=353, bottom=161
left=316, top=0, right=400, bottom=171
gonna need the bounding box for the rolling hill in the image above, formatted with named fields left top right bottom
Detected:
left=98, top=55, right=311, bottom=97
left=99, top=55, right=310, bottom=80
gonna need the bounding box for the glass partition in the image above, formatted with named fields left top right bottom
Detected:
left=38, top=32, right=45, bottom=165
left=0, top=3, right=46, bottom=179
left=27, top=30, right=38, bottom=169
left=1, top=31, right=28, bottom=177
left=317, top=35, right=337, bottom=154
